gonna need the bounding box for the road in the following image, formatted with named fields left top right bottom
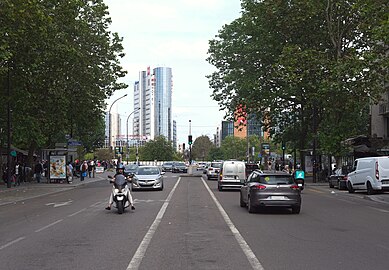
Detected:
left=1, top=171, right=389, bottom=270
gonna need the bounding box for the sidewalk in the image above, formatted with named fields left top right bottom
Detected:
left=0, top=172, right=108, bottom=206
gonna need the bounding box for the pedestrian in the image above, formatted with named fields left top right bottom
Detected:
left=43, top=160, right=48, bottom=181
left=34, top=160, right=43, bottom=183
left=91, top=160, right=96, bottom=178
left=66, top=162, right=73, bottom=184
left=88, top=160, right=93, bottom=178
left=80, top=161, right=88, bottom=181
left=15, top=162, right=20, bottom=186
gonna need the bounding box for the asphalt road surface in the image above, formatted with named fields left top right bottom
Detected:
left=1, top=172, right=389, bottom=270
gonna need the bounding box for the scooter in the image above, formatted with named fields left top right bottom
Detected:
left=295, top=178, right=305, bottom=191
left=294, top=170, right=305, bottom=191
left=108, top=175, right=132, bottom=214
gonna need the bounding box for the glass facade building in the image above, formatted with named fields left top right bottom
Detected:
left=133, top=66, right=174, bottom=144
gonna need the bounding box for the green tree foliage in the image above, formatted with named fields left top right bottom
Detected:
left=141, top=136, right=175, bottom=161
left=0, top=0, right=127, bottom=164
left=207, top=0, right=388, bottom=158
left=192, top=135, right=214, bottom=161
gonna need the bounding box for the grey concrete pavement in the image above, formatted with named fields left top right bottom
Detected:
left=0, top=172, right=108, bottom=206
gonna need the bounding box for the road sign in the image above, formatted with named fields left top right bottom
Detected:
left=68, top=140, right=82, bottom=146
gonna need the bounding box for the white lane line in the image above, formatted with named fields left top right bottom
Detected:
left=68, top=208, right=87, bottom=217
left=0, top=237, right=26, bottom=250
left=35, top=219, right=63, bottom=233
left=367, top=206, right=389, bottom=213
left=201, top=178, right=265, bottom=270
left=126, top=177, right=181, bottom=270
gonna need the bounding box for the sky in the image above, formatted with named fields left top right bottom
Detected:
left=104, top=0, right=242, bottom=145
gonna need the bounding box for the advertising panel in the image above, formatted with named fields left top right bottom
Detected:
left=49, top=155, right=67, bottom=180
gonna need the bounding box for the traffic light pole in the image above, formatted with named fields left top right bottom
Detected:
left=188, top=120, right=192, bottom=165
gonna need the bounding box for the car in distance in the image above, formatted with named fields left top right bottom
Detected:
left=172, top=162, right=188, bottom=173
left=162, top=161, right=174, bottom=172
left=240, top=170, right=301, bottom=214
left=245, top=163, right=260, bottom=179
left=124, top=164, right=138, bottom=176
left=131, top=165, right=165, bottom=191
left=328, top=166, right=350, bottom=190
left=206, top=161, right=223, bottom=180
left=196, top=162, right=207, bottom=171
left=218, top=160, right=246, bottom=191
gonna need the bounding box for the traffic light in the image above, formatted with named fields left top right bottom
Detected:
left=183, top=143, right=185, bottom=150
left=282, top=141, right=285, bottom=150
left=188, top=135, right=193, bottom=145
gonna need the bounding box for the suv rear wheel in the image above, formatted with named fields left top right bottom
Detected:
left=247, top=197, right=255, bottom=213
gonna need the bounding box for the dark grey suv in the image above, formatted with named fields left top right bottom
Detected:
left=240, top=170, right=301, bottom=214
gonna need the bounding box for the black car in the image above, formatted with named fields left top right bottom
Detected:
left=240, top=170, right=301, bottom=214
left=172, top=162, right=188, bottom=173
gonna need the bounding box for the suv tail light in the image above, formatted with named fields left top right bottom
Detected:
left=252, top=184, right=266, bottom=190
left=208, top=168, right=213, bottom=171
left=375, top=161, right=379, bottom=180
left=290, top=184, right=300, bottom=190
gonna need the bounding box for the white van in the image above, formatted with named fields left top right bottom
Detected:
left=218, top=160, right=246, bottom=191
left=347, top=156, right=389, bottom=194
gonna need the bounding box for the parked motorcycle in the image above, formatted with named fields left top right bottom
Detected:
left=108, top=174, right=132, bottom=214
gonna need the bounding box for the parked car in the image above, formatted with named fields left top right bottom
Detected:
left=240, top=170, right=301, bottom=214
left=328, top=166, right=348, bottom=190
left=172, top=162, right=188, bottom=173
left=218, top=160, right=246, bottom=191
left=347, top=156, right=389, bottom=194
left=162, top=161, right=174, bottom=172
left=131, top=166, right=165, bottom=191
left=206, top=161, right=223, bottom=180
left=124, top=164, right=138, bottom=176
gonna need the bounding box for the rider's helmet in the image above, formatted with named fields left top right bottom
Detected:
left=296, top=164, right=301, bottom=170
left=116, top=164, right=124, bottom=174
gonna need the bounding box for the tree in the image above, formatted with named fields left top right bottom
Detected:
left=0, top=0, right=127, bottom=165
left=141, top=136, right=175, bottom=161
left=192, top=135, right=214, bottom=161
left=207, top=0, right=388, bottom=159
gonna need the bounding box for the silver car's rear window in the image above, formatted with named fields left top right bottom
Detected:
left=252, top=175, right=293, bottom=184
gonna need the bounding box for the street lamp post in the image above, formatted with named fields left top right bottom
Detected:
left=126, top=108, right=140, bottom=164
left=108, top=94, right=127, bottom=153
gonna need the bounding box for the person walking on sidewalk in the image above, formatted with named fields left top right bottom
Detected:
left=15, top=162, right=20, bottom=186
left=80, top=161, right=88, bottom=181
left=66, top=162, right=73, bottom=184
left=34, top=161, right=43, bottom=183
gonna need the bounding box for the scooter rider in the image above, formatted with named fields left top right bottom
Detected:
left=293, top=164, right=305, bottom=188
left=105, top=164, right=135, bottom=210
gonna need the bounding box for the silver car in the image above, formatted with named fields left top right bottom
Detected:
left=132, top=166, right=165, bottom=191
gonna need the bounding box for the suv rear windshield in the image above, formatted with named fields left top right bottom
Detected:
left=250, top=174, right=293, bottom=184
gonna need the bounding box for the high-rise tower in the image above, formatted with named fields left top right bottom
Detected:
left=133, top=66, right=173, bottom=142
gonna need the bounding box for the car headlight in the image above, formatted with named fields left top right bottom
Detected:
left=114, top=188, right=119, bottom=193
